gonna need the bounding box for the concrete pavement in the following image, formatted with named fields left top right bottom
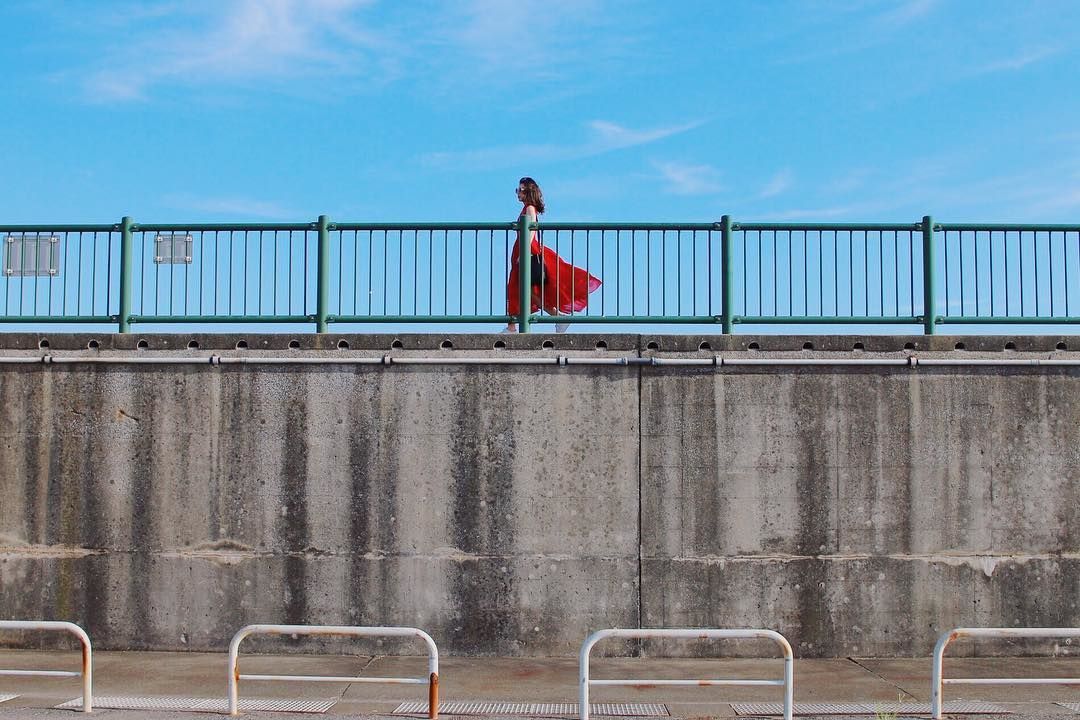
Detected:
left=1, top=651, right=1079, bottom=720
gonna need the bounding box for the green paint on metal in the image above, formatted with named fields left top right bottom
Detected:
left=922, top=215, right=936, bottom=335
left=936, top=316, right=1080, bottom=324
left=0, top=316, right=117, bottom=323
left=736, top=316, right=919, bottom=325
left=2, top=213, right=1079, bottom=334
left=721, top=214, right=733, bottom=334
left=316, top=215, right=331, bottom=333
left=517, top=213, right=531, bottom=334
left=129, top=315, right=311, bottom=323
left=118, top=216, right=134, bottom=334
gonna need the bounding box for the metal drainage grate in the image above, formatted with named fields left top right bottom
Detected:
left=56, top=695, right=336, bottom=713
left=1057, top=704, right=1080, bottom=714
left=0, top=694, right=18, bottom=704
left=732, top=701, right=1010, bottom=716
left=393, top=701, right=669, bottom=716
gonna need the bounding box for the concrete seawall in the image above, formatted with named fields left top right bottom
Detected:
left=1, top=333, right=1078, bottom=657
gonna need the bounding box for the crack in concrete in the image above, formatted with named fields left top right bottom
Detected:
left=847, top=656, right=921, bottom=701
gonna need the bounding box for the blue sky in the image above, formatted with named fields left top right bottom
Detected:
left=2, top=0, right=1079, bottom=226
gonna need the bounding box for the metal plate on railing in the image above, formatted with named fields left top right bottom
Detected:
left=732, top=701, right=1010, bottom=715
left=0, top=694, right=18, bottom=704
left=56, top=695, right=336, bottom=713
left=393, top=701, right=669, bottom=716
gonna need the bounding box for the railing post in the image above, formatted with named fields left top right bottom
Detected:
left=517, top=213, right=531, bottom=333
left=922, top=214, right=936, bottom=335
left=721, top=214, right=733, bottom=334
left=316, top=214, right=331, bottom=333
left=118, top=216, right=134, bottom=333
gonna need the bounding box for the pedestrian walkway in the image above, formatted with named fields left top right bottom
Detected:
left=1, top=650, right=1078, bottom=720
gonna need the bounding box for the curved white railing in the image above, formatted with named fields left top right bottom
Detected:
left=0, top=620, right=93, bottom=712
left=932, top=627, right=1080, bottom=719
left=227, top=624, right=439, bottom=717
left=579, top=628, right=794, bottom=720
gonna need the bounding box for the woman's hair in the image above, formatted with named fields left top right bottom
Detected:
left=518, top=177, right=545, bottom=214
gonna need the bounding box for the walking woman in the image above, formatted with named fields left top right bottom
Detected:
left=505, top=177, right=601, bottom=332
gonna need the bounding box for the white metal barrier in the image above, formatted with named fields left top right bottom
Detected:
left=579, top=628, right=794, bottom=720
left=0, top=620, right=93, bottom=712
left=227, top=624, right=439, bottom=717
left=932, top=627, right=1080, bottom=719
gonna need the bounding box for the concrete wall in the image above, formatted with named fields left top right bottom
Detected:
left=1, top=333, right=1078, bottom=657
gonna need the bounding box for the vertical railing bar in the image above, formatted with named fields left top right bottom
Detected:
left=1004, top=231, right=1011, bottom=316
left=471, top=229, right=477, bottom=316
left=1034, top=231, right=1041, bottom=317
left=75, top=231, right=83, bottom=316
left=833, top=232, right=839, bottom=315
left=821, top=231, right=826, bottom=317
left=227, top=228, right=235, bottom=316
left=772, top=231, right=778, bottom=316
left=633, top=231, right=638, bottom=316
left=103, top=230, right=108, bottom=318
left=1063, top=231, right=1069, bottom=316
left=896, top=230, right=904, bottom=318
left=876, top=230, right=883, bottom=317
left=408, top=231, right=416, bottom=315
left=846, top=231, right=852, bottom=316
left=974, top=230, right=981, bottom=316
left=578, top=227, right=587, bottom=317
left=287, top=230, right=294, bottom=314
left=692, top=230, right=697, bottom=317
left=366, top=230, right=373, bottom=315
left=943, top=229, right=951, bottom=317
left=676, top=230, right=681, bottom=316
left=47, top=234, right=53, bottom=317
left=244, top=231, right=249, bottom=317
left=198, top=231, right=205, bottom=317
left=89, top=230, right=98, bottom=317
left=600, top=229, right=609, bottom=317
left=1018, top=231, right=1026, bottom=316
left=168, top=229, right=175, bottom=316
left=304, top=227, right=310, bottom=320
left=645, top=230, right=651, bottom=316
left=182, top=229, right=189, bottom=317
left=661, top=230, right=666, bottom=316
left=803, top=230, right=810, bottom=316
left=741, top=230, right=747, bottom=316
left=757, top=231, right=763, bottom=316
left=1049, top=231, right=1056, bottom=317
left=861, top=230, right=868, bottom=317
left=603, top=229, right=608, bottom=316
left=60, top=231, right=69, bottom=316
left=18, top=234, right=24, bottom=315
left=457, top=229, right=463, bottom=316
left=617, top=227, right=626, bottom=315
left=272, top=230, right=279, bottom=316
left=349, top=230, right=357, bottom=316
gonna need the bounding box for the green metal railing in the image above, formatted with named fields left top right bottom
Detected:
left=2, top=215, right=1079, bottom=333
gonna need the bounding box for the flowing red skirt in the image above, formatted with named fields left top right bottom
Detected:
left=507, top=239, right=602, bottom=315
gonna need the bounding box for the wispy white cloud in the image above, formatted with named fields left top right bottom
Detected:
left=768, top=205, right=869, bottom=221
left=82, top=0, right=383, bottom=100
left=163, top=193, right=297, bottom=220
left=440, top=0, right=609, bottom=77
left=873, top=0, right=938, bottom=30
left=654, top=161, right=724, bottom=196
left=973, top=47, right=1060, bottom=75
left=759, top=169, right=794, bottom=198
left=422, top=119, right=702, bottom=169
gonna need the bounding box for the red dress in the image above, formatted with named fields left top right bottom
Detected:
left=507, top=207, right=602, bottom=316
